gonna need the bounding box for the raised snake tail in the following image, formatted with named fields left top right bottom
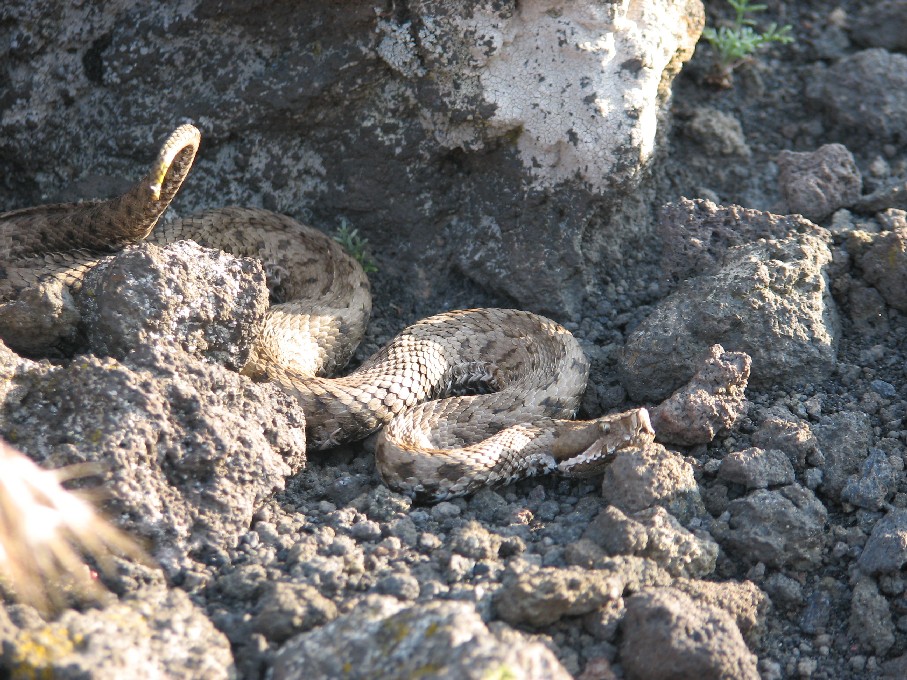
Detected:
left=0, top=124, right=201, bottom=302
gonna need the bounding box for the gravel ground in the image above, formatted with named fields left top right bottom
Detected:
left=3, top=1, right=907, bottom=679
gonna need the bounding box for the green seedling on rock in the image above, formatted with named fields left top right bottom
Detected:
left=334, top=219, right=378, bottom=273
left=702, top=0, right=793, bottom=88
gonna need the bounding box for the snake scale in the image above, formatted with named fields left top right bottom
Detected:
left=0, top=124, right=654, bottom=503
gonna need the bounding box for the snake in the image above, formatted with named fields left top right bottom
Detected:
left=0, top=124, right=655, bottom=504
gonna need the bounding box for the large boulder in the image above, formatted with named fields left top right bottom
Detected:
left=0, top=0, right=704, bottom=319
left=620, top=232, right=839, bottom=402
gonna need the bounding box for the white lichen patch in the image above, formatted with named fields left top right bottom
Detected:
left=376, top=18, right=426, bottom=78
left=452, top=0, right=702, bottom=192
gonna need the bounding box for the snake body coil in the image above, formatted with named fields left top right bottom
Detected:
left=0, top=125, right=653, bottom=505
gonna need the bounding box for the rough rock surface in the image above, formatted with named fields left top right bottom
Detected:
left=78, top=241, right=269, bottom=370
left=841, top=448, right=897, bottom=510
left=4, top=1, right=907, bottom=679
left=578, top=505, right=717, bottom=578
left=600, top=443, right=704, bottom=523
left=0, top=281, right=80, bottom=357
left=624, top=506, right=717, bottom=579
left=718, top=447, right=797, bottom=489
left=250, top=582, right=339, bottom=643
left=669, top=578, right=769, bottom=646
left=656, top=198, right=824, bottom=283
left=858, top=509, right=907, bottom=575
left=620, top=233, right=839, bottom=402
left=582, top=505, right=649, bottom=557
left=852, top=1, right=907, bottom=51
left=620, top=588, right=759, bottom=680
left=751, top=406, right=823, bottom=471
left=808, top=48, right=907, bottom=144
left=650, top=344, right=751, bottom=446
left=272, top=596, right=571, bottom=680
left=0, top=345, right=306, bottom=575
left=813, top=410, right=873, bottom=501
left=0, top=240, right=305, bottom=577
left=850, top=578, right=896, bottom=657
left=683, top=107, right=750, bottom=158
left=715, top=484, right=828, bottom=569
left=0, top=0, right=704, bottom=319
left=854, top=227, right=907, bottom=312
left=1, top=587, right=233, bottom=679
left=776, top=143, right=862, bottom=222
left=494, top=561, right=622, bottom=627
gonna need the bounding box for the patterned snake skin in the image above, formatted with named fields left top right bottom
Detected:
left=0, top=125, right=654, bottom=503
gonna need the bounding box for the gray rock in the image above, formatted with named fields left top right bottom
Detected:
left=718, top=448, right=796, bottom=489
left=847, top=282, right=890, bottom=336
left=583, top=505, right=650, bottom=556
left=870, top=379, right=898, bottom=398
left=813, top=410, right=873, bottom=501
left=374, top=573, right=421, bottom=601
left=882, top=654, right=907, bottom=680
left=716, top=484, right=828, bottom=569
left=808, top=48, right=907, bottom=144
left=593, top=555, right=675, bottom=593
left=684, top=107, right=750, bottom=157
left=580, top=506, right=716, bottom=578
left=842, top=449, right=896, bottom=511
left=620, top=588, right=759, bottom=680
left=752, top=406, right=822, bottom=470
left=349, top=519, right=383, bottom=542
left=272, top=596, right=570, bottom=680
left=0, top=0, right=705, bottom=320
left=600, top=443, right=704, bottom=524
left=855, top=177, right=907, bottom=213
left=877, top=208, right=907, bottom=231
left=449, top=520, right=502, bottom=560
left=855, top=227, right=907, bottom=312
left=631, top=506, right=718, bottom=579
left=581, top=598, right=626, bottom=643
left=0, top=280, right=80, bottom=356
left=850, top=577, right=895, bottom=657
left=762, top=573, right=803, bottom=613
left=777, top=144, right=862, bottom=222
left=493, top=561, right=622, bottom=627
left=670, top=578, right=769, bottom=646
left=251, top=582, right=338, bottom=643
left=563, top=538, right=608, bottom=568
left=851, top=1, right=907, bottom=52
left=0, top=341, right=41, bottom=429
left=858, top=508, right=907, bottom=575
left=650, top=344, right=750, bottom=446
left=620, top=233, right=839, bottom=402
left=213, top=563, right=268, bottom=602
left=800, top=590, right=832, bottom=634
left=0, top=587, right=233, bottom=679
left=657, top=198, right=824, bottom=283
left=78, top=241, right=268, bottom=371
left=0, top=345, right=306, bottom=575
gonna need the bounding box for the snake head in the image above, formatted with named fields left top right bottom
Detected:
left=555, top=407, right=655, bottom=477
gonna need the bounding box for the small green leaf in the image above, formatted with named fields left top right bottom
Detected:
left=333, top=219, right=378, bottom=274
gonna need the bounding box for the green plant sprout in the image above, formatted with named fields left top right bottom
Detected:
left=334, top=218, right=378, bottom=274
left=702, top=0, right=793, bottom=87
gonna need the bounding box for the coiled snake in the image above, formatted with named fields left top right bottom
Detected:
left=0, top=125, right=654, bottom=503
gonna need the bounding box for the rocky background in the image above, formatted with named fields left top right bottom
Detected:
left=2, top=0, right=907, bottom=678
